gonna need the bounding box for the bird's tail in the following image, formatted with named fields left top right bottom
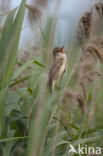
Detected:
left=48, top=77, right=53, bottom=94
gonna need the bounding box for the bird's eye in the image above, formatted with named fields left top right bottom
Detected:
left=57, top=48, right=60, bottom=52
left=56, top=49, right=59, bottom=53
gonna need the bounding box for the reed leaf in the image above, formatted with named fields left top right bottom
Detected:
left=0, top=0, right=26, bottom=135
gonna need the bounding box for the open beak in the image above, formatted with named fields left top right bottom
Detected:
left=60, top=46, right=64, bottom=53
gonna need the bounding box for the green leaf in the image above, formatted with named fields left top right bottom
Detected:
left=73, top=136, right=103, bottom=146
left=69, top=124, right=79, bottom=131
left=12, top=60, right=44, bottom=81
left=2, top=129, right=15, bottom=156
left=5, top=91, right=21, bottom=115
left=10, top=75, right=31, bottom=87
left=34, top=60, right=45, bottom=67
left=81, top=128, right=103, bottom=137
left=56, top=141, right=70, bottom=147
left=12, top=61, right=33, bottom=80
left=0, top=0, right=26, bottom=88
left=0, top=8, right=17, bottom=64
left=0, top=0, right=26, bottom=135
left=0, top=136, right=29, bottom=143
left=27, top=88, right=33, bottom=95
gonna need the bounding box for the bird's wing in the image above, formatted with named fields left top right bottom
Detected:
left=48, top=58, right=66, bottom=93
left=49, top=58, right=65, bottom=80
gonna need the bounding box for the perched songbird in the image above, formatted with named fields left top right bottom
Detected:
left=48, top=46, right=67, bottom=94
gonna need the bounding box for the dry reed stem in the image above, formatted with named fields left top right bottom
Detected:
left=51, top=111, right=61, bottom=156
left=80, top=81, right=87, bottom=99
left=35, top=0, right=49, bottom=8
left=80, top=70, right=103, bottom=80
left=62, top=91, right=85, bottom=114
left=44, top=0, right=62, bottom=133
left=94, top=3, right=103, bottom=18
left=26, top=4, right=42, bottom=22
left=59, top=49, right=84, bottom=98
left=76, top=94, right=85, bottom=114
left=46, top=0, right=62, bottom=68
left=30, top=1, right=62, bottom=155
left=79, top=70, right=103, bottom=99
left=26, top=102, right=36, bottom=129
left=84, top=44, right=103, bottom=64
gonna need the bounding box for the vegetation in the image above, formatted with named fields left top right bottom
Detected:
left=0, top=0, right=103, bottom=156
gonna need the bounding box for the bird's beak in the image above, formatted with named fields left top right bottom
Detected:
left=60, top=46, right=64, bottom=53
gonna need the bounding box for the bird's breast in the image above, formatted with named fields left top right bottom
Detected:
left=56, top=62, right=66, bottom=79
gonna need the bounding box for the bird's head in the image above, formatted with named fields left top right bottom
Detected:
left=53, top=46, right=65, bottom=59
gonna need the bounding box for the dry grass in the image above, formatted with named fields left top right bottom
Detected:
left=61, top=2, right=103, bottom=119
left=77, top=2, right=103, bottom=46
left=1, top=1, right=103, bottom=155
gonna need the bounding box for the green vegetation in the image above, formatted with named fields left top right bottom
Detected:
left=0, top=0, right=103, bottom=156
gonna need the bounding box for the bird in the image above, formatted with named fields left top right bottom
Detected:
left=48, top=46, right=67, bottom=94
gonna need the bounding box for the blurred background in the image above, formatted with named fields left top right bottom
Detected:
left=1, top=1, right=103, bottom=156
left=0, top=0, right=98, bottom=50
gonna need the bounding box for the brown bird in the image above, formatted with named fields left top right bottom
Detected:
left=48, top=46, right=67, bottom=94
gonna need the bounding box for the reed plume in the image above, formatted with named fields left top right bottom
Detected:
left=77, top=11, right=92, bottom=46
left=62, top=91, right=85, bottom=114
left=77, top=2, right=103, bottom=46
left=26, top=4, right=42, bottom=22
left=79, top=36, right=103, bottom=99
